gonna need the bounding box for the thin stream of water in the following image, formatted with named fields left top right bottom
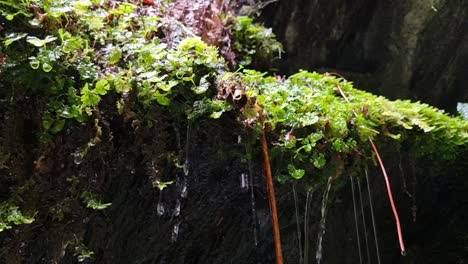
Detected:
left=316, top=176, right=333, bottom=264
left=351, top=175, right=363, bottom=263
left=293, top=184, right=303, bottom=263
left=358, top=177, right=371, bottom=262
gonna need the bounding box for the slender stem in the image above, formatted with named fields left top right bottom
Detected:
left=258, top=105, right=284, bottom=264
left=369, top=139, right=406, bottom=255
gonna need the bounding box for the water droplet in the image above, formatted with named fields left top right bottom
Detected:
left=180, top=180, right=188, bottom=198
left=73, top=150, right=83, bottom=165
left=157, top=201, right=165, bottom=216
left=183, top=162, right=189, bottom=176
left=173, top=199, right=181, bottom=217
left=240, top=173, right=249, bottom=192
left=171, top=222, right=180, bottom=242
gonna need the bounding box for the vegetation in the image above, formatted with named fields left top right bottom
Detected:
left=0, top=0, right=467, bottom=261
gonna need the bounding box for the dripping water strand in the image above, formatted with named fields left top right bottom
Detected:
left=183, top=122, right=191, bottom=176
left=171, top=221, right=181, bottom=242
left=292, top=183, right=303, bottom=263
left=350, top=175, right=363, bottom=264
left=303, top=189, right=312, bottom=264
left=316, top=175, right=333, bottom=264
left=244, top=131, right=258, bottom=246
left=365, top=166, right=381, bottom=264
left=358, top=176, right=371, bottom=263
left=157, top=190, right=165, bottom=216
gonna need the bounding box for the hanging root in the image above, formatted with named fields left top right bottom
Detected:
left=258, top=104, right=284, bottom=264
left=334, top=81, right=406, bottom=256
left=369, top=139, right=406, bottom=256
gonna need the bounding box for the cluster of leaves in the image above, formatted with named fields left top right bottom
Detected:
left=1, top=0, right=232, bottom=140
left=0, top=202, right=34, bottom=232
left=1, top=0, right=467, bottom=236
left=231, top=16, right=283, bottom=66
left=81, top=191, right=112, bottom=211
left=222, top=70, right=468, bottom=182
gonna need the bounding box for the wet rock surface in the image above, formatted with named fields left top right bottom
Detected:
left=261, top=0, right=468, bottom=112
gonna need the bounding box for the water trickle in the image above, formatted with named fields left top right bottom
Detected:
left=245, top=134, right=258, bottom=246
left=157, top=202, right=165, bottom=216
left=157, top=191, right=165, bottom=216
left=316, top=176, right=333, bottom=264
left=173, top=199, right=181, bottom=217
left=180, top=180, right=189, bottom=199
left=183, top=123, right=191, bottom=176
left=171, top=221, right=181, bottom=242
left=240, top=173, right=249, bottom=192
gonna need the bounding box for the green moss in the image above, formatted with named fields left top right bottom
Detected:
left=1, top=0, right=467, bottom=232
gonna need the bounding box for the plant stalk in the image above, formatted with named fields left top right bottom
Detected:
left=258, top=104, right=284, bottom=264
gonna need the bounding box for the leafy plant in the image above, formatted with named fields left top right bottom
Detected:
left=81, top=191, right=111, bottom=210
left=0, top=203, right=34, bottom=232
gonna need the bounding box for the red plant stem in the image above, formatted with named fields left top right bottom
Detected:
left=369, top=138, right=406, bottom=255
left=258, top=105, right=284, bottom=264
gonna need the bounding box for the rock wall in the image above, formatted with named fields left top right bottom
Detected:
left=262, top=0, right=468, bottom=111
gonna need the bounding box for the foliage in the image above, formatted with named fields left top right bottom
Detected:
left=222, top=70, right=468, bottom=182
left=0, top=0, right=467, bottom=257
left=231, top=16, right=283, bottom=66
left=0, top=203, right=34, bottom=232
left=81, top=191, right=111, bottom=211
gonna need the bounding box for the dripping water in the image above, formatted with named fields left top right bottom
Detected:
left=316, top=176, right=333, bottom=264
left=365, top=167, right=381, bottom=264
left=180, top=179, right=189, bottom=199
left=303, top=188, right=313, bottom=264
left=173, top=199, right=181, bottom=217
left=358, top=177, right=371, bottom=262
left=171, top=221, right=181, bottom=242
left=240, top=173, right=249, bottom=192
left=183, top=122, right=191, bottom=176
left=157, top=190, right=165, bottom=216
left=244, top=132, right=258, bottom=246
left=292, top=183, right=303, bottom=264
left=350, top=175, right=363, bottom=263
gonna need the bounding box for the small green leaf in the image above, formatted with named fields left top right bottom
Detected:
left=192, top=75, right=210, bottom=94
left=26, top=36, right=57, bottom=47
left=312, top=152, right=326, bottom=168
left=94, top=79, right=110, bottom=95
left=81, top=83, right=101, bottom=107
left=288, top=164, right=305, bottom=179
left=50, top=119, right=66, bottom=134
left=42, top=62, right=53, bottom=72
left=4, top=33, right=27, bottom=46
left=108, top=47, right=122, bottom=64
left=152, top=181, right=174, bottom=190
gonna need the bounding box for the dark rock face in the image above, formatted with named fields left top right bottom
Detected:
left=262, top=0, right=468, bottom=111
